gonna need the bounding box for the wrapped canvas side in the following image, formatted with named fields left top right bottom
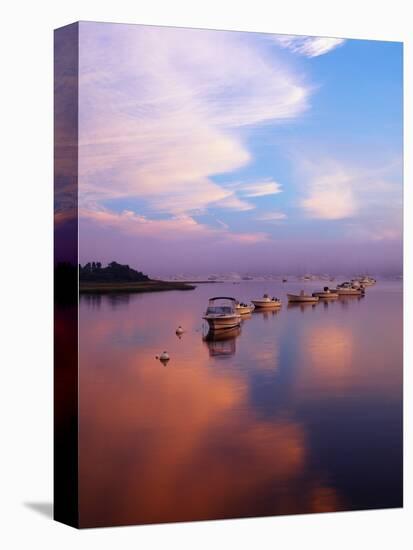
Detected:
left=54, top=22, right=79, bottom=528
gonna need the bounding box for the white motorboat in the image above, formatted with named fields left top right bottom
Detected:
left=353, top=276, right=376, bottom=286
left=336, top=282, right=365, bottom=295
left=335, top=281, right=365, bottom=296
left=203, top=297, right=241, bottom=330
left=288, top=290, right=319, bottom=303
left=312, top=286, right=339, bottom=299
left=251, top=294, right=282, bottom=309
left=337, top=287, right=364, bottom=296
left=235, top=301, right=255, bottom=315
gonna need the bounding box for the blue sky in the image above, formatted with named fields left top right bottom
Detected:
left=78, top=24, right=403, bottom=274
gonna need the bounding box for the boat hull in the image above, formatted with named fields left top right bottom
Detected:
left=336, top=288, right=363, bottom=295
left=203, top=315, right=241, bottom=330
left=251, top=300, right=282, bottom=309
left=236, top=305, right=255, bottom=315
left=312, top=292, right=338, bottom=299
left=287, top=294, right=319, bottom=303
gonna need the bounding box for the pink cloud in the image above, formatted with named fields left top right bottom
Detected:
left=80, top=207, right=269, bottom=244
left=78, top=24, right=309, bottom=218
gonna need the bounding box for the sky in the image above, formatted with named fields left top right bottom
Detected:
left=78, top=22, right=403, bottom=276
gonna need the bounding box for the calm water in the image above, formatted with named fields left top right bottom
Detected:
left=78, top=280, right=403, bottom=527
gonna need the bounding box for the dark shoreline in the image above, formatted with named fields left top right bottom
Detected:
left=168, top=280, right=222, bottom=284
left=79, top=280, right=196, bottom=294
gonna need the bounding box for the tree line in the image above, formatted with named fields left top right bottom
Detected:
left=79, top=261, right=150, bottom=282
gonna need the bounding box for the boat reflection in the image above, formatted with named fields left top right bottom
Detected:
left=253, top=308, right=281, bottom=320
left=287, top=302, right=319, bottom=312
left=337, top=294, right=364, bottom=309
left=203, top=326, right=241, bottom=358
left=320, top=299, right=334, bottom=310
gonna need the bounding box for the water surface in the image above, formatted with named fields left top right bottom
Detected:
left=79, top=280, right=402, bottom=527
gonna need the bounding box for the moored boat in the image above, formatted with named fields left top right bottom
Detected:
left=235, top=301, right=255, bottom=315
left=353, top=275, right=376, bottom=286
left=312, top=286, right=339, bottom=299
left=336, top=287, right=364, bottom=296
left=336, top=282, right=365, bottom=295
left=251, top=294, right=282, bottom=309
left=288, top=290, right=319, bottom=303
left=203, top=296, right=241, bottom=330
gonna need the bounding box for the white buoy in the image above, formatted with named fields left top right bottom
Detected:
left=176, top=325, right=184, bottom=336
left=160, top=351, right=170, bottom=362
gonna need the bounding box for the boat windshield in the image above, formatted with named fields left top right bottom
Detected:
left=206, top=306, right=233, bottom=315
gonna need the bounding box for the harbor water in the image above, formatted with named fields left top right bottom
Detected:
left=78, top=280, right=403, bottom=527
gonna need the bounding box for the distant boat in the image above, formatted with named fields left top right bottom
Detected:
left=235, top=301, right=255, bottom=315
left=352, top=276, right=376, bottom=286
left=241, top=276, right=254, bottom=281
left=337, top=288, right=364, bottom=296
left=336, top=282, right=365, bottom=295
left=203, top=297, right=241, bottom=330
left=252, top=294, right=282, bottom=309
left=288, top=290, right=319, bottom=303
left=282, top=277, right=288, bottom=283
left=312, top=286, right=339, bottom=299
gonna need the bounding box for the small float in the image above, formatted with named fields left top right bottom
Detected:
left=155, top=351, right=170, bottom=365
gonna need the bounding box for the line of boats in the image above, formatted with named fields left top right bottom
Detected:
left=202, top=276, right=376, bottom=330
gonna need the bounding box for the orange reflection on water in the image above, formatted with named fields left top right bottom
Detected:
left=294, top=317, right=402, bottom=398
left=79, top=339, right=310, bottom=526
left=298, top=324, right=355, bottom=393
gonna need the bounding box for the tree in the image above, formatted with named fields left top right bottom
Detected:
left=79, top=261, right=150, bottom=282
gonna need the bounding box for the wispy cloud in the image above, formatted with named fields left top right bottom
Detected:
left=238, top=180, right=283, bottom=197
left=216, top=194, right=255, bottom=211
left=80, top=206, right=269, bottom=244
left=78, top=24, right=310, bottom=222
left=272, top=35, right=345, bottom=57
left=258, top=211, right=288, bottom=221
